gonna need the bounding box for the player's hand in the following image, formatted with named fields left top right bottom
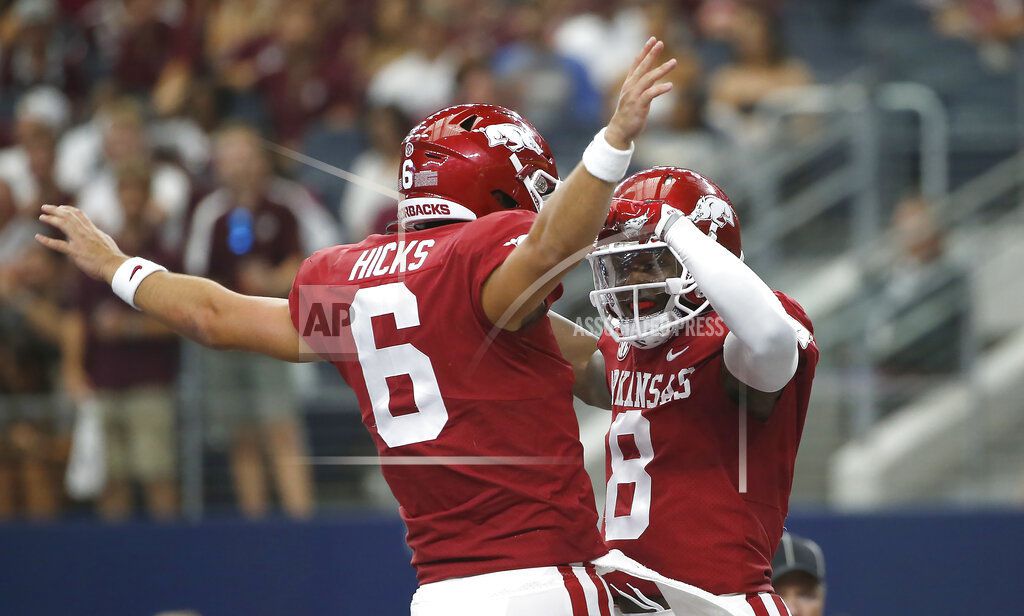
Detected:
left=35, top=204, right=128, bottom=284
left=605, top=201, right=688, bottom=242
left=605, top=37, right=677, bottom=150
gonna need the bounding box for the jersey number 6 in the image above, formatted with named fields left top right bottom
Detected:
left=350, top=282, right=449, bottom=447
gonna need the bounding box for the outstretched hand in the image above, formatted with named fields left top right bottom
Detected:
left=35, top=204, right=127, bottom=284
left=605, top=37, right=677, bottom=150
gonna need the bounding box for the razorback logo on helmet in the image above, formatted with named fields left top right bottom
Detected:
left=622, top=212, right=651, bottom=239
left=475, top=123, right=544, bottom=155
left=689, top=195, right=735, bottom=238
left=402, top=202, right=451, bottom=218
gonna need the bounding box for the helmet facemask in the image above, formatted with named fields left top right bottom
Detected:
left=511, top=154, right=560, bottom=211
left=588, top=241, right=710, bottom=348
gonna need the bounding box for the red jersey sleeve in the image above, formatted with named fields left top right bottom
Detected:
left=453, top=210, right=562, bottom=329
left=287, top=247, right=334, bottom=333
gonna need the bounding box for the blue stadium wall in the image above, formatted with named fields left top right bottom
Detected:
left=2, top=509, right=1020, bottom=615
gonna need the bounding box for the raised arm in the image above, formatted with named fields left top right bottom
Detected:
left=36, top=205, right=308, bottom=363
left=481, top=38, right=676, bottom=331
left=655, top=210, right=799, bottom=419
left=549, top=313, right=611, bottom=409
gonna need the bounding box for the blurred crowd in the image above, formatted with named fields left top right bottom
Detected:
left=0, top=0, right=822, bottom=523
left=923, top=0, right=1024, bottom=70
left=3, top=0, right=1003, bottom=522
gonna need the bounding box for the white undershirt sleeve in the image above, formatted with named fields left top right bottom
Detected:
left=658, top=212, right=799, bottom=392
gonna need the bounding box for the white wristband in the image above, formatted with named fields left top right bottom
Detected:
left=111, top=257, right=167, bottom=310
left=582, top=127, right=634, bottom=183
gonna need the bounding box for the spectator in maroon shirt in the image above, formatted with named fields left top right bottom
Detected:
left=62, top=161, right=180, bottom=521
left=184, top=123, right=314, bottom=519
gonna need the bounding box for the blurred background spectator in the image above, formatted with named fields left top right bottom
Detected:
left=0, top=86, right=71, bottom=212
left=926, top=0, right=1024, bottom=70
left=0, top=0, right=88, bottom=120
left=491, top=0, right=602, bottom=155
left=183, top=124, right=314, bottom=519
left=70, top=97, right=191, bottom=245
left=553, top=0, right=648, bottom=93
left=868, top=194, right=971, bottom=413
left=0, top=230, right=68, bottom=521
left=338, top=105, right=410, bottom=241
left=708, top=3, right=813, bottom=146
left=367, top=6, right=455, bottom=122
left=62, top=162, right=180, bottom=521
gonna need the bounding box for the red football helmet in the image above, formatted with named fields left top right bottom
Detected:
left=588, top=166, right=742, bottom=348
left=397, top=104, right=560, bottom=230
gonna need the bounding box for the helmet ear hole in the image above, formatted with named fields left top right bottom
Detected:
left=491, top=190, right=519, bottom=209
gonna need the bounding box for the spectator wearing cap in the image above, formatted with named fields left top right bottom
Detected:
left=772, top=532, right=826, bottom=616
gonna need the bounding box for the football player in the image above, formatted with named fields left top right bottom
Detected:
left=552, top=167, right=819, bottom=616
left=36, top=40, right=677, bottom=616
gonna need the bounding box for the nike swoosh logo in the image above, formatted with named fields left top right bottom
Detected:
left=666, top=346, right=689, bottom=362
left=128, top=265, right=143, bottom=281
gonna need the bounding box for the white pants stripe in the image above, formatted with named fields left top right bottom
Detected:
left=411, top=563, right=614, bottom=616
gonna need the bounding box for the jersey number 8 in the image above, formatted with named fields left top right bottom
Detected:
left=605, top=410, right=654, bottom=541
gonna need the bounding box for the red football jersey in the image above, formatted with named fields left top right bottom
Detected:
left=597, top=292, right=818, bottom=596
left=288, top=209, right=605, bottom=584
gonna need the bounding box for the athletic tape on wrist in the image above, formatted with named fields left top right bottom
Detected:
left=582, top=128, right=634, bottom=183
left=111, top=257, right=167, bottom=310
